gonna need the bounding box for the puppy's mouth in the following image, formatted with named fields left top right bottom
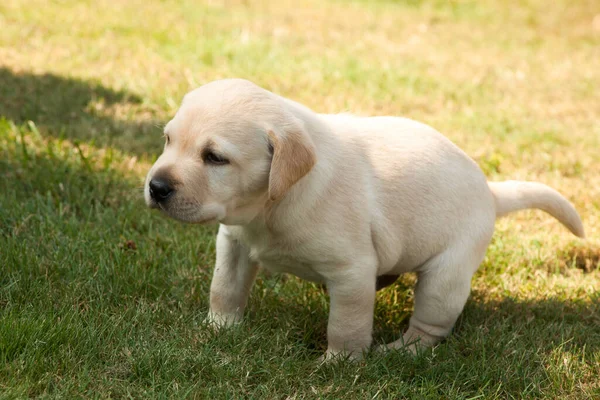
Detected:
left=150, top=198, right=224, bottom=225
left=143, top=178, right=225, bottom=224
left=147, top=198, right=160, bottom=210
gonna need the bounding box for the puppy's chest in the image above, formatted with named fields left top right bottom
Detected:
left=238, top=233, right=327, bottom=282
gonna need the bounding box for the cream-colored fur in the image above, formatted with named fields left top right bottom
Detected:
left=145, top=79, right=585, bottom=359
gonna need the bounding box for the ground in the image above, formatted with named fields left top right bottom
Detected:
left=0, top=0, right=599, bottom=398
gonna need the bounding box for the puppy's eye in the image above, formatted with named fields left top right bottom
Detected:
left=165, top=134, right=170, bottom=145
left=203, top=150, right=229, bottom=165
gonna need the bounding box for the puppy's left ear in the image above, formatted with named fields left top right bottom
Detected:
left=267, top=123, right=316, bottom=202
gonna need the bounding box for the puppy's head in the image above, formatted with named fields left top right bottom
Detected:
left=144, top=79, right=316, bottom=225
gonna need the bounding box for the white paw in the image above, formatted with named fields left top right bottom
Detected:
left=205, top=311, right=241, bottom=330
left=317, top=348, right=364, bottom=364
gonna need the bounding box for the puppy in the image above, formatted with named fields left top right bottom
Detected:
left=145, top=79, right=585, bottom=359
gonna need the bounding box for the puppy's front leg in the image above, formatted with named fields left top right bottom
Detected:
left=325, top=266, right=377, bottom=360
left=207, top=226, right=258, bottom=327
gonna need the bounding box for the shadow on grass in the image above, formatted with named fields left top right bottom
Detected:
left=241, top=275, right=600, bottom=396
left=459, top=289, right=600, bottom=350
left=251, top=274, right=599, bottom=369
left=0, top=67, right=163, bottom=156
left=0, top=120, right=215, bottom=309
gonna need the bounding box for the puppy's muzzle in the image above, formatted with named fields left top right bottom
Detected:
left=149, top=177, right=175, bottom=203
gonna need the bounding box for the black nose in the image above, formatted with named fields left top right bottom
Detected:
left=149, top=178, right=174, bottom=202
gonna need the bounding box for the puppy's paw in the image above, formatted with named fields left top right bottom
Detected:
left=375, top=341, right=419, bottom=356
left=377, top=326, right=442, bottom=356
left=316, top=348, right=364, bottom=365
left=205, top=311, right=242, bottom=330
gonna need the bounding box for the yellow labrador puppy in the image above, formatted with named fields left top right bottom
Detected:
left=145, top=79, right=584, bottom=359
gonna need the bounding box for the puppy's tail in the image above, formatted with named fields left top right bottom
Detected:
left=488, top=180, right=585, bottom=238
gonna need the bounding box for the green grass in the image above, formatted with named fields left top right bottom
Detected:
left=1, top=0, right=599, bottom=398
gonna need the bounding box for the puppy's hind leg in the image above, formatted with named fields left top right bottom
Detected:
left=383, top=240, right=490, bottom=354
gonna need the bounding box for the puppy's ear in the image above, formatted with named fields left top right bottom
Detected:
left=267, top=125, right=316, bottom=202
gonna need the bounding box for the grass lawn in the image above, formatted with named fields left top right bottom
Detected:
left=1, top=0, right=599, bottom=397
